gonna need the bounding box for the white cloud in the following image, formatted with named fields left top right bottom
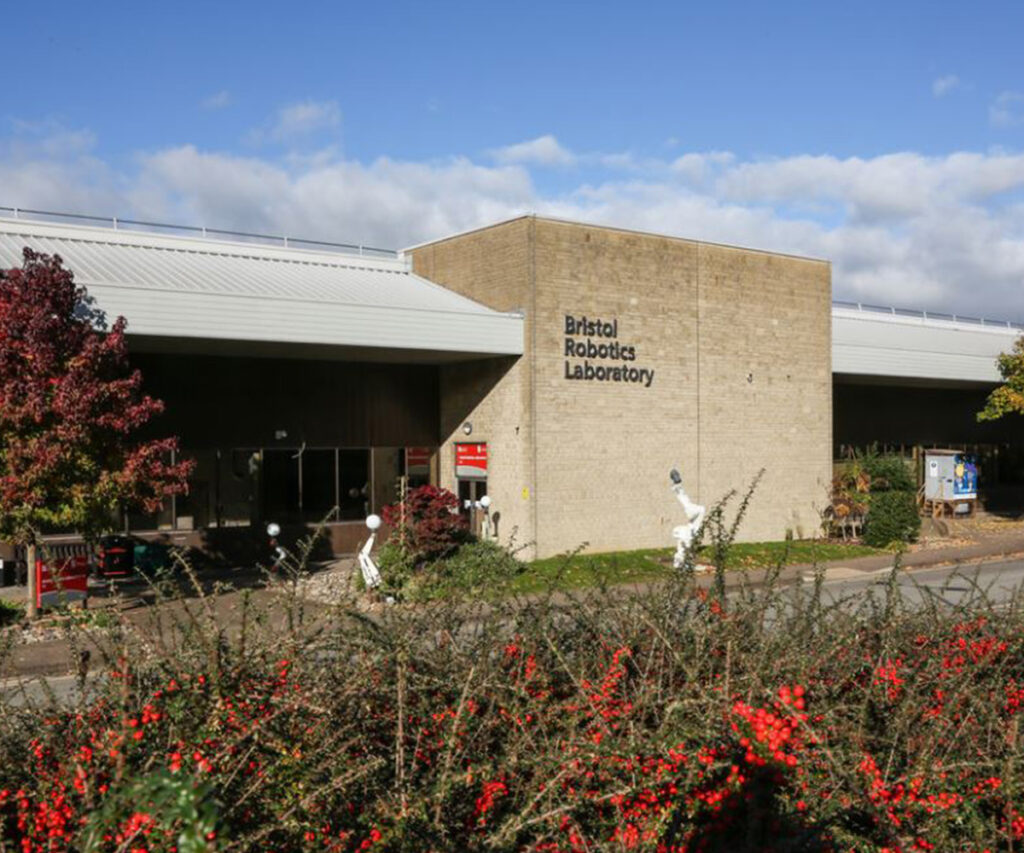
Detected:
left=716, top=151, right=1024, bottom=223
left=0, top=122, right=115, bottom=214
left=8, top=119, right=96, bottom=158
left=201, top=90, right=231, bottom=110
left=991, top=91, right=1024, bottom=127
left=2, top=124, right=1023, bottom=320
left=249, top=100, right=342, bottom=145
left=491, top=135, right=575, bottom=166
left=123, top=146, right=535, bottom=248
left=932, top=74, right=960, bottom=97
left=596, top=152, right=638, bottom=171
left=670, top=150, right=735, bottom=183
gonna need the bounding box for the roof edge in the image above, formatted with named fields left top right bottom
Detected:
left=0, top=216, right=410, bottom=272
left=832, top=304, right=1022, bottom=335
left=403, top=213, right=830, bottom=265
left=401, top=213, right=536, bottom=253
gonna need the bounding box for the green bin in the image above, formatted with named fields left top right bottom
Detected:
left=133, top=541, right=173, bottom=575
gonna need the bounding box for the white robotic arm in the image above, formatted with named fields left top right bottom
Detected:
left=478, top=494, right=493, bottom=540
left=358, top=514, right=383, bottom=589
left=669, top=468, right=705, bottom=568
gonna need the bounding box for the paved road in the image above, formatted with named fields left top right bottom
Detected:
left=5, top=555, right=1024, bottom=709
left=807, top=555, right=1024, bottom=610
left=1, top=671, right=98, bottom=707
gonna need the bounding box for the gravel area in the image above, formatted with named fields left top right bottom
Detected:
left=270, top=559, right=367, bottom=606
left=2, top=617, right=109, bottom=646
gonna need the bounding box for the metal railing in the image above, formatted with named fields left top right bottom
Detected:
left=0, top=205, right=398, bottom=259
left=832, top=300, right=1023, bottom=331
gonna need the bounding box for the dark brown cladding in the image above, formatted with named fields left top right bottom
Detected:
left=131, top=353, right=441, bottom=449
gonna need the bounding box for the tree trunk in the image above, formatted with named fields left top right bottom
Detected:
left=26, top=543, right=37, bottom=620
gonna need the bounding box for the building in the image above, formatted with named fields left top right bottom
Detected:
left=0, top=211, right=523, bottom=558
left=408, top=217, right=832, bottom=558
left=832, top=302, right=1023, bottom=511
left=0, top=210, right=1020, bottom=561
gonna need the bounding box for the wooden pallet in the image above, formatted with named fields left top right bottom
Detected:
left=921, top=497, right=976, bottom=519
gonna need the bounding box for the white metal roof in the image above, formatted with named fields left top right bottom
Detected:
left=832, top=302, right=1021, bottom=384
left=0, top=217, right=524, bottom=359
left=2, top=213, right=1016, bottom=383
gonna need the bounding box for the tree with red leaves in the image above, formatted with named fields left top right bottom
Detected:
left=0, top=249, right=193, bottom=550
left=382, top=484, right=468, bottom=564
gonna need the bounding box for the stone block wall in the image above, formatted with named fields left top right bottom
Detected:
left=409, top=216, right=832, bottom=558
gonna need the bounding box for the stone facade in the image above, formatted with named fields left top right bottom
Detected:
left=410, top=216, right=832, bottom=559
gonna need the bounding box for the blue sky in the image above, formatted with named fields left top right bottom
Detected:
left=2, top=0, right=1023, bottom=316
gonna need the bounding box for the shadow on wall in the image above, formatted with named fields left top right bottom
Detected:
left=440, top=357, right=520, bottom=440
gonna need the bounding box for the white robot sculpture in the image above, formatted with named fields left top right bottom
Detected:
left=478, top=495, right=493, bottom=540
left=670, top=468, right=705, bottom=569
left=358, top=514, right=383, bottom=589
left=463, top=495, right=495, bottom=540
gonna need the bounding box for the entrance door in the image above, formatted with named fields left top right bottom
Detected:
left=458, top=479, right=488, bottom=537
left=262, top=449, right=301, bottom=524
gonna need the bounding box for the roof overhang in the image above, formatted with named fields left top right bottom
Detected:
left=832, top=304, right=1019, bottom=385
left=0, top=217, right=524, bottom=362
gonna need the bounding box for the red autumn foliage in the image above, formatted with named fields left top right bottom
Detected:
left=381, top=484, right=468, bottom=562
left=0, top=249, right=192, bottom=541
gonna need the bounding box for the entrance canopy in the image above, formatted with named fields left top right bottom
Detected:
left=0, top=216, right=524, bottom=362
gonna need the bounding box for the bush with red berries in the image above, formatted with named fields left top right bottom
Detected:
left=2, top=514, right=1024, bottom=851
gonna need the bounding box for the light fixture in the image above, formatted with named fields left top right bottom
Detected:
left=462, top=421, right=473, bottom=435
left=365, top=514, right=382, bottom=531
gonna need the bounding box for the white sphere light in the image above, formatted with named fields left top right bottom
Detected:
left=266, top=522, right=281, bottom=538
left=479, top=495, right=492, bottom=509
left=365, top=514, right=382, bottom=531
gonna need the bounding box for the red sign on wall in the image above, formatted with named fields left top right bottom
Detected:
left=455, top=443, right=488, bottom=480
left=406, top=447, right=432, bottom=476
left=36, top=555, right=89, bottom=609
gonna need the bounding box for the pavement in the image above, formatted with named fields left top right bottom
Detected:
left=757, top=530, right=1024, bottom=587
left=3, top=529, right=1024, bottom=686
left=0, top=561, right=343, bottom=680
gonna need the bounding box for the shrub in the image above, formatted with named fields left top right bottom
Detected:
left=375, top=539, right=417, bottom=594
left=378, top=539, right=525, bottom=601
left=830, top=451, right=919, bottom=545
left=861, top=451, right=916, bottom=492
left=863, top=489, right=921, bottom=547
left=0, top=597, right=23, bottom=627
left=2, top=491, right=1023, bottom=851
left=381, top=485, right=468, bottom=564
left=424, top=539, right=525, bottom=598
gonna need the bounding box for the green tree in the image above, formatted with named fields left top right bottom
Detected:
left=978, top=335, right=1024, bottom=421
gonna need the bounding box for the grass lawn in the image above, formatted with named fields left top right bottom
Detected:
left=510, top=539, right=883, bottom=595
